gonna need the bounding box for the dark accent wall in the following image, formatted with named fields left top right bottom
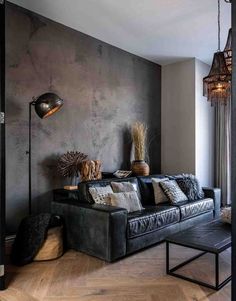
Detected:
left=5, top=3, right=161, bottom=234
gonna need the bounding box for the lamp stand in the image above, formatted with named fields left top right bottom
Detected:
left=27, top=99, right=36, bottom=215
left=26, top=93, right=63, bottom=215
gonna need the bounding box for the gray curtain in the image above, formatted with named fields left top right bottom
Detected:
left=215, top=99, right=231, bottom=206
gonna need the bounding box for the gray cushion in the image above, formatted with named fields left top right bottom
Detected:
left=127, top=206, right=180, bottom=239
left=111, top=181, right=137, bottom=193
left=109, top=191, right=143, bottom=213
left=152, top=178, right=169, bottom=204
left=111, top=181, right=141, bottom=200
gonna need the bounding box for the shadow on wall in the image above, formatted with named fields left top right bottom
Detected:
left=33, top=191, right=52, bottom=213
left=35, top=154, right=64, bottom=212
left=40, top=154, right=62, bottom=185
left=121, top=126, right=132, bottom=170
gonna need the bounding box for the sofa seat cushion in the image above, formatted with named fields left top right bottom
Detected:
left=127, top=206, right=180, bottom=239
left=173, top=198, right=214, bottom=221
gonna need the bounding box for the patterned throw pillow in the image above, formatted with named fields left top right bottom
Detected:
left=89, top=186, right=113, bottom=205
left=152, top=178, right=169, bottom=204
left=176, top=174, right=204, bottom=201
left=160, top=180, right=188, bottom=204
left=108, top=191, right=143, bottom=213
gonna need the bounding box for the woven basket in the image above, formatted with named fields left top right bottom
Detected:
left=34, top=226, right=64, bottom=261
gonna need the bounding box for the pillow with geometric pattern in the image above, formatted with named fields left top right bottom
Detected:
left=89, top=185, right=113, bottom=205
left=160, top=180, right=188, bottom=204
left=176, top=174, right=204, bottom=201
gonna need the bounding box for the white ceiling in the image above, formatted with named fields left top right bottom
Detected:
left=9, top=0, right=231, bottom=65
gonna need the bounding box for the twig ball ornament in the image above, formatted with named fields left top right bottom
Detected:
left=57, top=151, right=88, bottom=178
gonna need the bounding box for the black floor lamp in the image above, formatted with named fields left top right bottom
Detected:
left=27, top=92, right=63, bottom=215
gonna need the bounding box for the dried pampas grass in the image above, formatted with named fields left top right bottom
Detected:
left=132, top=122, right=147, bottom=161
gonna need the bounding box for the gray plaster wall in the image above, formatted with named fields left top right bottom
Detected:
left=161, top=58, right=214, bottom=187
left=5, top=3, right=161, bottom=234
left=161, top=59, right=195, bottom=175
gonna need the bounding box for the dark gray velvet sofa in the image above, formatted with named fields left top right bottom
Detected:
left=52, top=175, right=221, bottom=262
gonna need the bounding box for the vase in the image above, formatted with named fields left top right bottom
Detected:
left=131, top=160, right=150, bottom=176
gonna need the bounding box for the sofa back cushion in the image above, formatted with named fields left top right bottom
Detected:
left=137, top=175, right=167, bottom=206
left=77, top=177, right=140, bottom=204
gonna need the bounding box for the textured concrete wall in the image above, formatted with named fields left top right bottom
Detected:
left=5, top=3, right=161, bottom=234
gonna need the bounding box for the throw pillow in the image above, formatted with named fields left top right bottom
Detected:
left=89, top=185, right=113, bottom=205
left=111, top=181, right=137, bottom=193
left=176, top=174, right=204, bottom=201
left=160, top=180, right=188, bottom=204
left=221, top=207, right=231, bottom=224
left=152, top=178, right=169, bottom=204
left=108, top=191, right=143, bottom=212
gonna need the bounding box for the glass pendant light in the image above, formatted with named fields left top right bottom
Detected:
left=203, top=0, right=231, bottom=105
left=224, top=28, right=232, bottom=73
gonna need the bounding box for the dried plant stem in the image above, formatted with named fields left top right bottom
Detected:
left=132, top=122, right=147, bottom=161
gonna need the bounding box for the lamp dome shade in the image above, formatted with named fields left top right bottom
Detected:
left=224, top=28, right=232, bottom=73
left=203, top=52, right=231, bottom=105
left=34, top=93, right=63, bottom=119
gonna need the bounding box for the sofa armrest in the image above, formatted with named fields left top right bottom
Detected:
left=51, top=201, right=127, bottom=262
left=202, top=187, right=221, bottom=218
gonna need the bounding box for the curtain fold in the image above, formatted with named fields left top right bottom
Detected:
left=215, top=99, right=231, bottom=206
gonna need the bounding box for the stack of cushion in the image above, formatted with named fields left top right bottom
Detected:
left=88, top=174, right=204, bottom=213
left=152, top=174, right=204, bottom=204
left=88, top=181, right=143, bottom=213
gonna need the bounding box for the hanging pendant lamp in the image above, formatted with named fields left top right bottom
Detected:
left=224, top=28, right=232, bottom=73
left=203, top=0, right=231, bottom=105
left=203, top=52, right=231, bottom=105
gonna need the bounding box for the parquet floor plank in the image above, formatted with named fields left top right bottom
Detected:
left=0, top=243, right=231, bottom=301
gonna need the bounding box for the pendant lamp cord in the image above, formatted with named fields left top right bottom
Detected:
left=218, top=0, right=221, bottom=51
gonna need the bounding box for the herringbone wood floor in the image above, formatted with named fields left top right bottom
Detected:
left=0, top=243, right=231, bottom=301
